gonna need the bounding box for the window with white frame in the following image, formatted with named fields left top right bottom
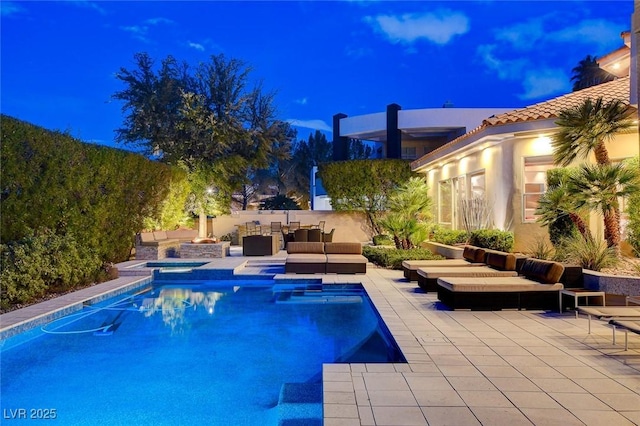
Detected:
left=438, top=179, right=453, bottom=227
left=523, top=156, right=554, bottom=222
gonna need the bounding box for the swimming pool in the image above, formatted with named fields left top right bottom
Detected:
left=1, top=281, right=404, bottom=425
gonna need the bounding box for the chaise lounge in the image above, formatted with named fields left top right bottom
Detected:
left=416, top=251, right=518, bottom=292
left=437, top=258, right=565, bottom=311
left=402, top=246, right=487, bottom=282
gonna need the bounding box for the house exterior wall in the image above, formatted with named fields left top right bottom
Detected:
left=422, top=129, right=639, bottom=253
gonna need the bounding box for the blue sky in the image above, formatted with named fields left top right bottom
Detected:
left=1, top=0, right=633, bottom=149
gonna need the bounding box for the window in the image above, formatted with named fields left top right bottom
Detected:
left=439, top=179, right=453, bottom=227
left=523, top=156, right=554, bottom=222
left=401, top=146, right=417, bottom=160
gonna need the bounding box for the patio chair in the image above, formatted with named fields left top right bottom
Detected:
left=308, top=228, right=322, bottom=242
left=294, top=228, right=309, bottom=242
left=577, top=306, right=640, bottom=334
left=246, top=222, right=259, bottom=236
left=289, top=221, right=300, bottom=232
left=270, top=222, right=282, bottom=234
left=322, top=228, right=335, bottom=242
left=317, top=220, right=325, bottom=232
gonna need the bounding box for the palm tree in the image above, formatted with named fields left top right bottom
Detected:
left=552, top=97, right=635, bottom=251
left=568, top=163, right=640, bottom=249
left=536, top=180, right=590, bottom=245
left=552, top=98, right=635, bottom=167
left=570, top=55, right=615, bottom=92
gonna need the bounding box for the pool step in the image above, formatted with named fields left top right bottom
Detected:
left=277, top=383, right=323, bottom=426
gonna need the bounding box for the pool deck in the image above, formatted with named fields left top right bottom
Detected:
left=2, top=248, right=639, bottom=425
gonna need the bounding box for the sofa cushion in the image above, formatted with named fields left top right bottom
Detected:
left=324, top=242, right=362, bottom=255
left=325, top=254, right=367, bottom=264
left=287, top=242, right=325, bottom=254
left=437, top=276, right=564, bottom=292
left=139, top=232, right=155, bottom=243
left=520, top=259, right=565, bottom=284
left=153, top=230, right=168, bottom=240
left=286, top=253, right=327, bottom=263
left=402, top=259, right=484, bottom=270
left=485, top=252, right=516, bottom=271
left=462, top=246, right=486, bottom=263
left=166, top=229, right=198, bottom=240
left=418, top=266, right=518, bottom=279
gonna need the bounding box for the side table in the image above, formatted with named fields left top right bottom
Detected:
left=561, top=289, right=606, bottom=318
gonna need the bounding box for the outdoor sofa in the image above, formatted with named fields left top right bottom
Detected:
left=436, top=258, right=565, bottom=311
left=285, top=242, right=367, bottom=274
left=136, top=229, right=198, bottom=260
left=402, top=245, right=487, bottom=282
left=416, top=251, right=518, bottom=292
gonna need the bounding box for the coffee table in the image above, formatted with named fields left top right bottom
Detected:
left=561, top=289, right=606, bottom=318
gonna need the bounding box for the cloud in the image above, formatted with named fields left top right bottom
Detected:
left=286, top=119, right=332, bottom=132
left=1, top=1, right=26, bottom=17
left=145, top=17, right=174, bottom=26
left=69, top=1, right=107, bottom=15
left=345, top=45, right=373, bottom=59
left=294, top=98, right=308, bottom=105
left=188, top=41, right=205, bottom=51
left=549, top=19, right=624, bottom=52
left=494, top=16, right=624, bottom=53
left=120, top=17, right=172, bottom=43
left=518, top=69, right=570, bottom=100
left=364, top=9, right=469, bottom=45
left=476, top=44, right=527, bottom=80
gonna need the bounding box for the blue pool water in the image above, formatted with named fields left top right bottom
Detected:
left=1, top=281, right=404, bottom=425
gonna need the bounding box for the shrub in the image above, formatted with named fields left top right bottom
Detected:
left=526, top=237, right=555, bottom=261
left=561, top=235, right=618, bottom=271
left=362, top=246, right=443, bottom=269
left=431, top=228, right=468, bottom=246
left=1, top=230, right=102, bottom=310
left=372, top=234, right=394, bottom=246
left=469, top=229, right=514, bottom=252
left=625, top=157, right=640, bottom=254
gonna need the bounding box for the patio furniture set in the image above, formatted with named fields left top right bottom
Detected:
left=284, top=241, right=367, bottom=274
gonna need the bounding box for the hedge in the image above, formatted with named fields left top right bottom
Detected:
left=1, top=115, right=179, bottom=309
left=362, top=246, right=443, bottom=269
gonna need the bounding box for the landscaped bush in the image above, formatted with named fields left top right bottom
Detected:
left=1, top=230, right=103, bottom=311
left=373, top=234, right=394, bottom=246
left=362, top=246, right=443, bottom=269
left=560, top=235, right=618, bottom=271
left=469, top=229, right=514, bottom=252
left=625, top=157, right=640, bottom=255
left=1, top=115, right=177, bottom=310
left=431, top=228, right=468, bottom=245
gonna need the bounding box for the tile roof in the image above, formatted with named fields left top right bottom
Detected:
left=412, top=77, right=632, bottom=169
left=484, top=76, right=630, bottom=126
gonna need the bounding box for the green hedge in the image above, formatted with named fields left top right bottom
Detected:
left=1, top=115, right=178, bottom=309
left=431, top=228, right=469, bottom=245
left=0, top=230, right=104, bottom=310
left=362, top=246, right=443, bottom=269
left=469, top=229, right=514, bottom=252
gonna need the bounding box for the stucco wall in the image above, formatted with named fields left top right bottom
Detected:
left=210, top=211, right=373, bottom=243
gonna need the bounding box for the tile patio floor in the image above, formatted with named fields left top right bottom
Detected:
left=2, top=249, right=639, bottom=426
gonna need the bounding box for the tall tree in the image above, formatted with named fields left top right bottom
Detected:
left=113, top=52, right=294, bottom=214
left=552, top=98, right=635, bottom=167
left=551, top=97, right=635, bottom=249
left=286, top=130, right=333, bottom=205
left=348, top=138, right=374, bottom=160
left=570, top=55, right=615, bottom=92
left=568, top=163, right=640, bottom=248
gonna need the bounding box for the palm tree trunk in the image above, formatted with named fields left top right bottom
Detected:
left=603, top=208, right=621, bottom=250
left=568, top=213, right=591, bottom=240
left=594, top=142, right=610, bottom=165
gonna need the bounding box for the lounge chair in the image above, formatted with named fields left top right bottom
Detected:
left=436, top=258, right=565, bottom=311
left=576, top=306, right=640, bottom=334
left=416, top=251, right=517, bottom=292
left=402, top=245, right=487, bottom=282
left=608, top=319, right=640, bottom=350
